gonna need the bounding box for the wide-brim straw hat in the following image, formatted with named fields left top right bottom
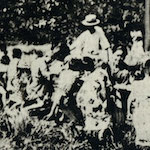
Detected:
left=82, top=14, right=100, bottom=26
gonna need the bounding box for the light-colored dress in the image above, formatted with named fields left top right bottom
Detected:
left=28, top=57, right=50, bottom=99
left=7, top=58, right=23, bottom=107
left=76, top=68, right=111, bottom=138
left=128, top=77, right=150, bottom=146
left=124, top=31, right=145, bottom=66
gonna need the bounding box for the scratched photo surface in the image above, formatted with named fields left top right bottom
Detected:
left=0, top=0, right=149, bottom=149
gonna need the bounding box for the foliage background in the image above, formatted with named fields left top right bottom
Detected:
left=0, top=0, right=145, bottom=47
left=0, top=1, right=147, bottom=149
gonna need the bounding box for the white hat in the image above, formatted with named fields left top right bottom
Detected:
left=82, top=14, right=100, bottom=26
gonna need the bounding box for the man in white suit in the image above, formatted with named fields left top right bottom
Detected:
left=65, top=14, right=111, bottom=64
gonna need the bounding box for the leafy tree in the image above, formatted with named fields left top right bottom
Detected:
left=0, top=0, right=145, bottom=46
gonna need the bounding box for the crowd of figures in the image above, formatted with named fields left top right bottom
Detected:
left=0, top=14, right=150, bottom=148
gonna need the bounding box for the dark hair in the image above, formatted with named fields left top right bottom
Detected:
left=12, top=48, right=22, bottom=59
left=1, top=55, right=10, bottom=65
left=125, top=22, right=144, bottom=35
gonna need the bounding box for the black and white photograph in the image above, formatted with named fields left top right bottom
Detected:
left=0, top=0, right=149, bottom=149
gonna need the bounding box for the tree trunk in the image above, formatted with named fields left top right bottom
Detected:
left=145, top=0, right=150, bottom=51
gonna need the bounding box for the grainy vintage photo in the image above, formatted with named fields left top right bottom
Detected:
left=0, top=0, right=149, bottom=149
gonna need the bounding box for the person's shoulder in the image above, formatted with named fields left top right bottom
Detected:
left=131, top=79, right=145, bottom=90
left=74, top=30, right=89, bottom=43
left=94, top=26, right=103, bottom=32
left=78, top=30, right=89, bottom=37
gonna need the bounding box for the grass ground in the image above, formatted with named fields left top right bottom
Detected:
left=0, top=108, right=150, bottom=150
